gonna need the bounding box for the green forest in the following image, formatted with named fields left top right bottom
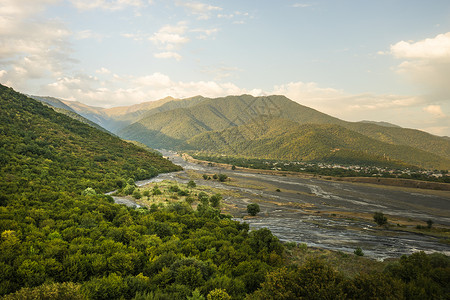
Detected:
left=1, top=84, right=449, bottom=299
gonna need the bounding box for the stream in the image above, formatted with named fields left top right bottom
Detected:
left=114, top=150, right=450, bottom=260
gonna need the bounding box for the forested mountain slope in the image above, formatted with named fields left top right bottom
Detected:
left=118, top=95, right=343, bottom=148
left=118, top=94, right=450, bottom=168
left=0, top=84, right=286, bottom=299
left=187, top=118, right=450, bottom=169
left=0, top=84, right=180, bottom=198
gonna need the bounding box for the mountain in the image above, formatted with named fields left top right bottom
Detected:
left=0, top=84, right=181, bottom=198
left=30, top=95, right=77, bottom=112
left=118, top=94, right=450, bottom=169
left=359, top=120, right=401, bottom=128
left=31, top=95, right=112, bottom=134
left=58, top=96, right=210, bottom=133
left=118, top=95, right=344, bottom=148
left=187, top=118, right=450, bottom=169
left=31, top=93, right=450, bottom=169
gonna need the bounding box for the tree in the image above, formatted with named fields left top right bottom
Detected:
left=373, top=212, right=387, bottom=226
left=426, top=219, right=433, bottom=229
left=81, top=187, right=96, bottom=196
left=207, top=289, right=231, bottom=300
left=132, top=189, right=142, bottom=199
left=188, top=180, right=197, bottom=188
left=354, top=247, right=364, bottom=256
left=247, top=203, right=260, bottom=216
left=218, top=174, right=227, bottom=182
left=209, top=194, right=222, bottom=208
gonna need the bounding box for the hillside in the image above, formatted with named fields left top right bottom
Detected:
left=31, top=96, right=112, bottom=134
left=59, top=95, right=209, bottom=132
left=1, top=84, right=448, bottom=299
left=0, top=84, right=181, bottom=198
left=187, top=118, right=450, bottom=169
left=118, top=95, right=343, bottom=148
left=118, top=94, right=450, bottom=169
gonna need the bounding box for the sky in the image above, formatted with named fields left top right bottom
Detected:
left=1, top=0, right=450, bottom=136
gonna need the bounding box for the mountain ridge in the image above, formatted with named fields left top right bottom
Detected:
left=26, top=92, right=450, bottom=169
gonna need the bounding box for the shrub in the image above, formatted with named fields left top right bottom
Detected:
left=188, top=180, right=197, bottom=188
left=354, top=247, right=364, bottom=256
left=373, top=212, right=387, bottom=226
left=247, top=203, right=260, bottom=216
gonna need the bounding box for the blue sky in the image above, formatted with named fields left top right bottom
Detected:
left=1, top=0, right=449, bottom=136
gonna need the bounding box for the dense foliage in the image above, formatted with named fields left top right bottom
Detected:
left=1, top=85, right=449, bottom=299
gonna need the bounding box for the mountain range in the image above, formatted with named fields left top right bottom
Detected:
left=30, top=93, right=450, bottom=170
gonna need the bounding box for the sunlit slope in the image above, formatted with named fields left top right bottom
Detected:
left=118, top=95, right=343, bottom=148
left=118, top=94, right=450, bottom=168
left=187, top=118, right=450, bottom=169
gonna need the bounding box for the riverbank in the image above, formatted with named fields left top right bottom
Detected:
left=182, top=153, right=450, bottom=191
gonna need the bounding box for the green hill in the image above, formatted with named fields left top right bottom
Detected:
left=118, top=95, right=343, bottom=148
left=0, top=84, right=181, bottom=199
left=35, top=93, right=450, bottom=169
left=187, top=118, right=450, bottom=169
left=118, top=94, right=450, bottom=169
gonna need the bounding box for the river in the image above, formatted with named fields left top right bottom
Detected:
left=115, top=150, right=450, bottom=260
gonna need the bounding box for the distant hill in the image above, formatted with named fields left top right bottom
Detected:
left=359, top=120, right=401, bottom=128
left=30, top=93, right=450, bottom=169
left=117, top=94, right=450, bottom=169
left=118, top=95, right=344, bottom=148
left=31, top=95, right=112, bottom=134
left=30, top=95, right=76, bottom=112
left=187, top=118, right=450, bottom=169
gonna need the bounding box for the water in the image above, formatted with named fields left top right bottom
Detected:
left=115, top=150, right=450, bottom=259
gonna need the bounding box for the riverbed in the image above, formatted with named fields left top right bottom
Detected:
left=117, top=150, right=450, bottom=260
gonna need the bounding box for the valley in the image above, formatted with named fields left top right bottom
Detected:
left=116, top=150, right=450, bottom=260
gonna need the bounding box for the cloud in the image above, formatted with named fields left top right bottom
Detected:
left=389, top=32, right=450, bottom=98
left=390, top=32, right=450, bottom=59
left=40, top=71, right=249, bottom=107
left=75, top=29, right=103, bottom=41
left=154, top=52, right=182, bottom=61
left=423, top=105, right=446, bottom=118
left=0, top=0, right=73, bottom=91
left=150, top=23, right=189, bottom=50
left=292, top=3, right=312, bottom=8
left=96, top=67, right=111, bottom=74
left=191, top=28, right=219, bottom=40
left=176, top=1, right=222, bottom=20
left=69, top=0, right=150, bottom=11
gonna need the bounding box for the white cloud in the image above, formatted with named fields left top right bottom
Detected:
left=292, top=3, right=312, bottom=8
left=423, top=105, right=446, bottom=118
left=41, top=72, right=246, bottom=107
left=389, top=32, right=450, bottom=98
left=75, top=29, right=103, bottom=41
left=176, top=1, right=222, bottom=20
left=191, top=28, right=219, bottom=40
left=150, top=23, right=189, bottom=50
left=154, top=52, right=182, bottom=61
left=96, top=67, right=111, bottom=74
left=390, top=32, right=450, bottom=59
left=0, top=0, right=73, bottom=92
left=69, top=0, right=149, bottom=11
